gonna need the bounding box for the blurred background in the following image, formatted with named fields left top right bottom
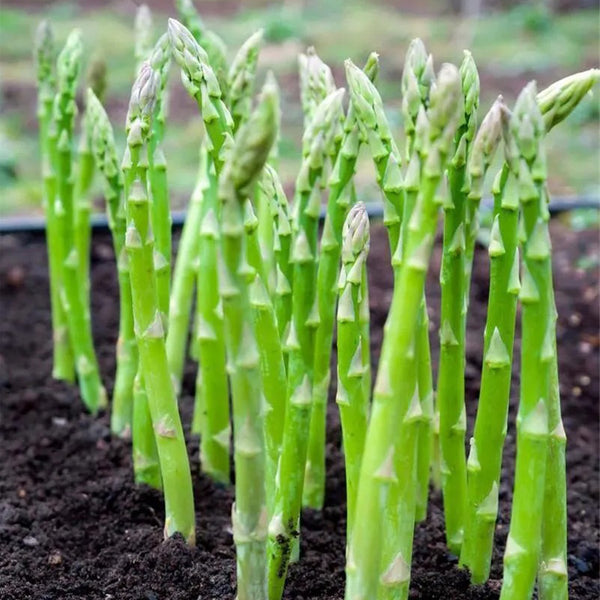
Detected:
left=0, top=0, right=598, bottom=218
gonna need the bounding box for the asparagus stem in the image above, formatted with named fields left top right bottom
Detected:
left=148, top=34, right=172, bottom=325
left=245, top=198, right=287, bottom=518
left=194, top=148, right=230, bottom=483
left=87, top=89, right=137, bottom=437
left=35, top=21, right=75, bottom=382
left=399, top=39, right=436, bottom=518
left=268, top=89, right=345, bottom=599
left=459, top=99, right=514, bottom=582
left=436, top=52, right=479, bottom=555
left=124, top=63, right=195, bottom=543
left=538, top=342, right=568, bottom=600
left=345, top=63, right=463, bottom=600
left=218, top=81, right=278, bottom=600
left=167, top=18, right=235, bottom=390
left=500, top=82, right=550, bottom=600
left=304, top=52, right=379, bottom=511
left=336, top=203, right=371, bottom=544
left=52, top=30, right=106, bottom=413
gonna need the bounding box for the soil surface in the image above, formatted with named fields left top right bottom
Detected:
left=0, top=221, right=598, bottom=600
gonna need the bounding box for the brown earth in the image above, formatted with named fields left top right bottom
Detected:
left=0, top=220, right=598, bottom=599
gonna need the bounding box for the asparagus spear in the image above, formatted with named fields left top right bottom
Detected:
left=399, top=39, right=436, bottom=520
left=499, top=81, right=550, bottom=600
left=192, top=148, right=231, bottom=484
left=336, top=202, right=371, bottom=544
left=459, top=98, right=514, bottom=582
left=87, top=89, right=137, bottom=437
left=51, top=30, right=106, bottom=413
left=217, top=79, right=279, bottom=600
left=74, top=58, right=106, bottom=303
left=35, top=21, right=75, bottom=382
left=134, top=4, right=154, bottom=72
left=437, top=51, right=479, bottom=555
left=124, top=62, right=195, bottom=542
left=304, top=52, right=379, bottom=511
left=267, top=89, right=345, bottom=600
left=148, top=33, right=172, bottom=326
left=345, top=63, right=463, bottom=600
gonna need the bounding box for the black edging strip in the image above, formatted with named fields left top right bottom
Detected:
left=0, top=196, right=598, bottom=234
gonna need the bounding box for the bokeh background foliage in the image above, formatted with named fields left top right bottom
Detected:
left=0, top=0, right=598, bottom=217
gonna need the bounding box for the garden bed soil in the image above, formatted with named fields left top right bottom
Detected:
left=0, top=221, right=598, bottom=600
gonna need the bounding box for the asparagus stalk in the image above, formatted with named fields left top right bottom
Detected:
left=336, top=202, right=371, bottom=544
left=499, top=81, right=550, bottom=600
left=217, top=80, right=279, bottom=600
left=166, top=18, right=235, bottom=390
left=399, top=39, right=436, bottom=519
left=267, top=89, right=345, bottom=599
left=51, top=30, right=107, bottom=413
left=124, top=62, right=195, bottom=542
left=303, top=52, right=379, bottom=511
left=87, top=89, right=138, bottom=437
left=535, top=69, right=598, bottom=600
left=458, top=99, right=513, bottom=583
left=134, top=4, right=154, bottom=72
left=35, top=21, right=75, bottom=382
left=344, top=63, right=462, bottom=600
left=148, top=33, right=172, bottom=325
left=437, top=51, right=479, bottom=555
left=260, top=164, right=293, bottom=342
left=194, top=147, right=231, bottom=483
left=74, top=58, right=106, bottom=300
left=299, top=47, right=336, bottom=128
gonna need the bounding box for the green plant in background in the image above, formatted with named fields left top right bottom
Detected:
left=33, top=5, right=600, bottom=600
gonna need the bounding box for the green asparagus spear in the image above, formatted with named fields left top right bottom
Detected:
left=459, top=98, right=514, bottom=582
left=268, top=88, right=345, bottom=600
left=194, top=146, right=231, bottom=483
left=336, top=202, right=371, bottom=544
left=35, top=21, right=75, bottom=383
left=51, top=30, right=106, bottom=413
left=437, top=50, right=479, bottom=555
left=499, top=81, right=550, bottom=600
left=87, top=89, right=137, bottom=437
left=303, top=52, right=379, bottom=511
left=124, top=62, right=195, bottom=542
left=218, top=80, right=279, bottom=600
left=345, top=62, right=463, bottom=600
left=134, top=4, right=154, bottom=72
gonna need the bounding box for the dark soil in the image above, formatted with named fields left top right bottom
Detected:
left=0, top=221, right=597, bottom=600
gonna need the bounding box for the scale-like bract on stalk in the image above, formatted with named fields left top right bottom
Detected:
left=218, top=81, right=279, bottom=600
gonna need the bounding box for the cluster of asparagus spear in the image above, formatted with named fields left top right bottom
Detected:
left=34, top=2, right=598, bottom=599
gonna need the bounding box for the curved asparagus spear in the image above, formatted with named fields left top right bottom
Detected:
left=267, top=88, right=345, bottom=600
left=51, top=30, right=107, bottom=413
left=303, top=52, right=379, bottom=511
left=174, top=0, right=229, bottom=93
left=437, top=51, right=479, bottom=555
left=345, top=63, right=462, bottom=600
left=124, top=63, right=195, bottom=542
left=166, top=18, right=234, bottom=390
left=35, top=21, right=74, bottom=382
left=87, top=89, right=137, bottom=437
left=336, top=202, right=370, bottom=544
left=218, top=81, right=279, bottom=600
